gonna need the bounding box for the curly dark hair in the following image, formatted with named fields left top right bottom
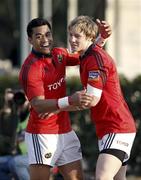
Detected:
left=27, top=17, right=52, bottom=37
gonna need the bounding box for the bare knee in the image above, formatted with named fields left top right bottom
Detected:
left=60, top=168, right=84, bottom=180
left=95, top=174, right=113, bottom=180
left=59, top=160, right=84, bottom=180
left=29, top=164, right=51, bottom=180
left=114, top=173, right=126, bottom=180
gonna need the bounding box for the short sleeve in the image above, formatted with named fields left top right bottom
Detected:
left=86, top=53, right=108, bottom=90
left=19, top=61, right=44, bottom=101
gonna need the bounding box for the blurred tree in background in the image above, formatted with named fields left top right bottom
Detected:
left=78, top=0, right=106, bottom=19
left=0, top=0, right=19, bottom=66
left=121, top=75, right=141, bottom=177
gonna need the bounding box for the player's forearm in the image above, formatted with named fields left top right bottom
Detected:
left=60, top=105, right=80, bottom=112
left=95, top=34, right=107, bottom=47
left=30, top=98, right=58, bottom=113
left=30, top=91, right=93, bottom=114
left=30, top=96, right=77, bottom=113
left=95, top=19, right=112, bottom=47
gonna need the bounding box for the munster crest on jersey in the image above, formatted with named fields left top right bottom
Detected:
left=57, top=54, right=63, bottom=63
left=45, top=152, right=52, bottom=158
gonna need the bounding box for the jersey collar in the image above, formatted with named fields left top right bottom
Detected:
left=79, top=44, right=95, bottom=60
left=32, top=48, right=52, bottom=58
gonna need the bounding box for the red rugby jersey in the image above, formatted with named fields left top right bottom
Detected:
left=19, top=47, right=79, bottom=134
left=80, top=45, right=136, bottom=138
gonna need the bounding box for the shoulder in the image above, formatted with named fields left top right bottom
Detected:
left=52, top=47, right=68, bottom=55
left=91, top=45, right=116, bottom=72
left=19, top=54, right=43, bottom=82
left=21, top=53, right=42, bottom=72
left=51, top=47, right=70, bottom=64
left=92, top=45, right=112, bottom=62
left=25, top=53, right=40, bottom=65
left=92, top=45, right=104, bottom=55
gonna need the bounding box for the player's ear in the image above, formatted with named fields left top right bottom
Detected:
left=28, top=37, right=33, bottom=44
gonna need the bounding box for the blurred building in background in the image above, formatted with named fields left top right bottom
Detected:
left=106, top=0, right=141, bottom=79
left=0, top=0, right=140, bottom=79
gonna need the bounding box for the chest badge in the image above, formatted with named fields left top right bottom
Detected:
left=57, top=54, right=63, bottom=63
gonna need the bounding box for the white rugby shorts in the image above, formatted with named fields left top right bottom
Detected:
left=25, top=130, right=82, bottom=167
left=98, top=133, right=136, bottom=162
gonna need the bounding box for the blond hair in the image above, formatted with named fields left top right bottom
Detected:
left=68, top=15, right=98, bottom=42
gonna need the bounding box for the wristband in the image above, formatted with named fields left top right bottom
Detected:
left=68, top=96, right=73, bottom=105
left=56, top=100, right=60, bottom=109
left=57, top=96, right=69, bottom=109
left=95, top=34, right=106, bottom=47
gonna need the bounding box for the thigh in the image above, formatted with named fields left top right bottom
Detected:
left=96, top=153, right=122, bottom=179
left=29, top=164, right=51, bottom=180
left=57, top=131, right=83, bottom=180
left=114, top=165, right=127, bottom=180
left=98, top=133, right=136, bottom=163
left=59, top=160, right=84, bottom=180
left=25, top=132, right=63, bottom=166
left=56, top=130, right=82, bottom=166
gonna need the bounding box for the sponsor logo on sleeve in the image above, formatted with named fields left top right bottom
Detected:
left=88, top=70, right=100, bottom=81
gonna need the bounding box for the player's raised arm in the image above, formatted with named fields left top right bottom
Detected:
left=95, top=19, right=112, bottom=46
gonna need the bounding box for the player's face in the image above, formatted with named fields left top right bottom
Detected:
left=68, top=29, right=92, bottom=54
left=29, top=25, right=53, bottom=54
